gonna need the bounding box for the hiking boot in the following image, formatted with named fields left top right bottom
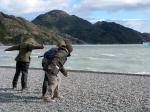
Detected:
left=43, top=96, right=55, bottom=102
left=12, top=87, right=17, bottom=90
left=52, top=95, right=64, bottom=100
left=12, top=84, right=17, bottom=90
left=21, top=88, right=28, bottom=93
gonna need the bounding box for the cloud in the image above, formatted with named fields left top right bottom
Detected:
left=1, top=0, right=150, bottom=15
left=0, top=0, right=150, bottom=33
left=118, top=19, right=150, bottom=33
left=73, top=0, right=150, bottom=13
left=0, top=0, right=70, bottom=15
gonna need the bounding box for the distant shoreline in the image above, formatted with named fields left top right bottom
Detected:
left=0, top=66, right=150, bottom=77
left=0, top=44, right=144, bottom=46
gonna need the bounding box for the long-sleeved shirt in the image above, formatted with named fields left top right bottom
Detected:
left=5, top=42, right=44, bottom=62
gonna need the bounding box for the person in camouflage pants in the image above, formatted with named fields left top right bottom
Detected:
left=5, top=34, right=44, bottom=91
left=42, top=39, right=73, bottom=102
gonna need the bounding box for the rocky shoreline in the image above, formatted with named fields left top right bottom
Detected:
left=0, top=67, right=150, bottom=112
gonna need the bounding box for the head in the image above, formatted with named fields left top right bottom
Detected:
left=56, top=39, right=73, bottom=53
left=64, top=39, right=73, bottom=53
left=56, top=40, right=66, bottom=48
left=22, top=34, right=38, bottom=44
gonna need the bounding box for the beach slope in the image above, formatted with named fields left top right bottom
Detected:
left=0, top=67, right=150, bottom=112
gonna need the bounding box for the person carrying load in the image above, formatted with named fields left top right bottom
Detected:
left=41, top=39, right=73, bottom=102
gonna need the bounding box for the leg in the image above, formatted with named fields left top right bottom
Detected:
left=42, top=73, right=48, bottom=97
left=21, top=62, right=29, bottom=90
left=53, top=85, right=59, bottom=98
left=47, top=76, right=57, bottom=98
left=12, top=61, right=21, bottom=88
left=52, top=76, right=63, bottom=99
left=43, top=73, right=57, bottom=102
left=44, top=84, right=56, bottom=102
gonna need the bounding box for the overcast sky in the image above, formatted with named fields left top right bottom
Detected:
left=0, top=0, right=150, bottom=33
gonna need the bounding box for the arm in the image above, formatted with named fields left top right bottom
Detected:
left=47, top=62, right=68, bottom=77
left=28, top=43, right=44, bottom=50
left=50, top=50, right=68, bottom=76
left=52, top=57, right=68, bottom=77
left=5, top=45, right=20, bottom=51
left=59, top=66, right=68, bottom=77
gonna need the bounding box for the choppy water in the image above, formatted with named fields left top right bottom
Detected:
left=1, top=45, right=150, bottom=74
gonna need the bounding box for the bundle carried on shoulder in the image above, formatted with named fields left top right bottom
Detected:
left=41, top=47, right=58, bottom=71
left=43, top=48, right=58, bottom=60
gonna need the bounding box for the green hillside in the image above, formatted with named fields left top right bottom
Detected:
left=0, top=12, right=84, bottom=45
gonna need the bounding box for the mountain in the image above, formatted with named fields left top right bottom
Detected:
left=1, top=10, right=149, bottom=45
left=33, top=10, right=145, bottom=44
left=141, top=33, right=150, bottom=42
left=93, top=21, right=143, bottom=44
left=32, top=10, right=96, bottom=43
left=0, top=12, right=84, bottom=45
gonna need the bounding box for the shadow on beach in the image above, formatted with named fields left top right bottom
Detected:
left=0, top=88, right=41, bottom=103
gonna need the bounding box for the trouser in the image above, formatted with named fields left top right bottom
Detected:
left=42, top=72, right=61, bottom=98
left=12, top=61, right=29, bottom=89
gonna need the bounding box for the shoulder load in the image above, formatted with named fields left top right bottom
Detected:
left=44, top=48, right=58, bottom=60
left=42, top=48, right=58, bottom=71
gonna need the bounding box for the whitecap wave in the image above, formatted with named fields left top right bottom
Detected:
left=84, top=67, right=99, bottom=71
left=32, top=53, right=41, bottom=55
left=101, top=53, right=116, bottom=57
left=135, top=72, right=150, bottom=75
left=65, top=67, right=72, bottom=69
left=71, top=57, right=98, bottom=60
left=0, top=55, right=15, bottom=57
left=31, top=56, right=39, bottom=58
left=86, top=57, right=98, bottom=60
left=72, top=53, right=78, bottom=56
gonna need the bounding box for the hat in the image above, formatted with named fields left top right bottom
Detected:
left=64, top=39, right=73, bottom=53
left=57, top=40, right=66, bottom=47
left=22, top=34, right=38, bottom=45
left=56, top=39, right=73, bottom=53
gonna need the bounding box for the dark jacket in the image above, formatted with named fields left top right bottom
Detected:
left=42, top=47, right=69, bottom=76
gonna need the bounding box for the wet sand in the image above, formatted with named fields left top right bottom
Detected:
left=0, top=67, right=150, bottom=112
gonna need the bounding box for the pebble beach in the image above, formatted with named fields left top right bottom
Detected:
left=0, top=67, right=150, bottom=112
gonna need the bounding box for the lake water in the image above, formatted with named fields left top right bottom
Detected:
left=1, top=45, right=150, bottom=74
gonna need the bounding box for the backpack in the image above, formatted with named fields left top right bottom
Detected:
left=43, top=48, right=58, bottom=60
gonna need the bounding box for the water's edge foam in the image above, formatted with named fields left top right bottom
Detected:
left=1, top=66, right=150, bottom=77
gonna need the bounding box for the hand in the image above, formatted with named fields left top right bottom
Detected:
left=64, top=74, right=68, bottom=77
left=48, top=64, right=52, bottom=70
left=37, top=44, right=44, bottom=49
left=42, top=44, right=44, bottom=49
left=41, top=44, right=44, bottom=49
